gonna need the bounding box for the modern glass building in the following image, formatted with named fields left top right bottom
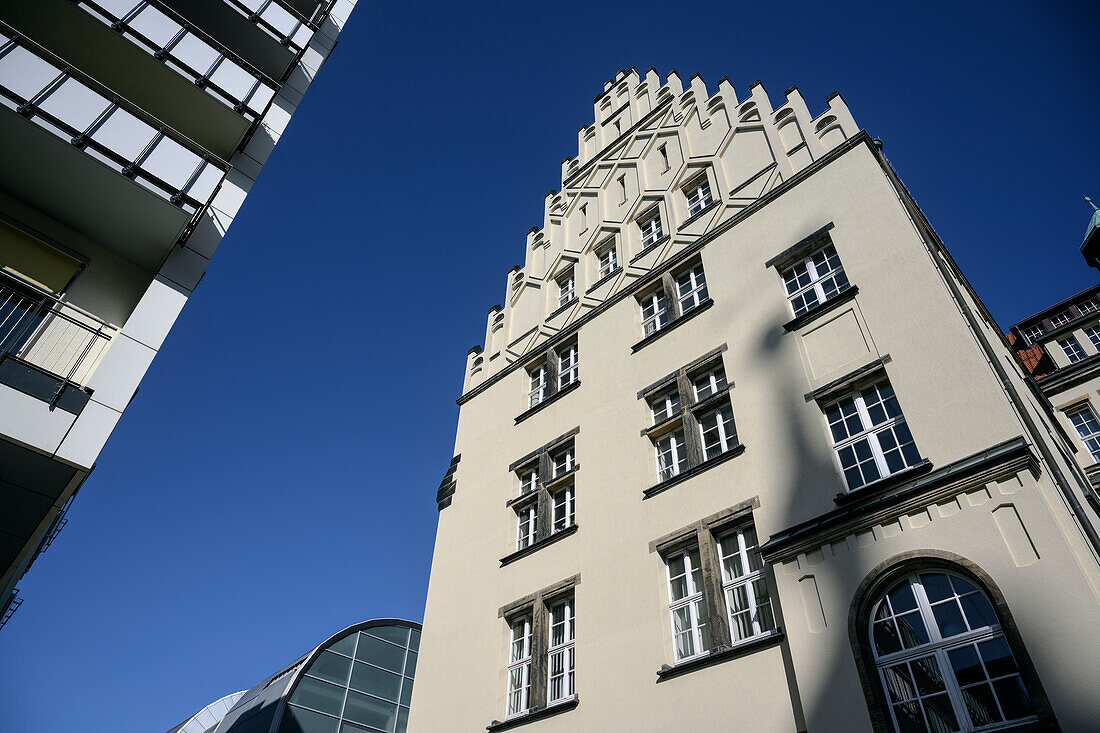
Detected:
left=167, top=619, right=420, bottom=733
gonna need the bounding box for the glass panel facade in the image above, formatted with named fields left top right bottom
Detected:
left=278, top=623, right=416, bottom=733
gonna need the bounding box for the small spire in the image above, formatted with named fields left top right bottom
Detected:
left=1087, top=195, right=1098, bottom=212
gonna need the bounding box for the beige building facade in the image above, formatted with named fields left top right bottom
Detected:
left=409, top=69, right=1100, bottom=732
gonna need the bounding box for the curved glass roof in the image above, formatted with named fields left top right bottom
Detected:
left=166, top=691, right=246, bottom=733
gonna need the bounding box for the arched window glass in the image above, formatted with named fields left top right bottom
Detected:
left=870, top=572, right=1035, bottom=732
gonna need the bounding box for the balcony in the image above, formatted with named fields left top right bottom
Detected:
left=0, top=270, right=117, bottom=414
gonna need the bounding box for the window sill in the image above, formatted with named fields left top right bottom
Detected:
left=643, top=443, right=746, bottom=500
left=500, top=525, right=578, bottom=567
left=834, top=460, right=933, bottom=505
left=515, top=380, right=581, bottom=425
left=681, top=199, right=721, bottom=229
left=631, top=298, right=715, bottom=353
left=782, top=285, right=859, bottom=332
left=629, top=235, right=670, bottom=264
left=655, top=630, right=784, bottom=682
left=547, top=297, right=578, bottom=321
left=586, top=267, right=622, bottom=294
left=486, top=696, right=579, bottom=731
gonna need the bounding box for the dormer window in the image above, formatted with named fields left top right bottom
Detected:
left=639, top=208, right=663, bottom=249
left=685, top=175, right=713, bottom=216
left=596, top=238, right=618, bottom=279
left=557, top=270, right=575, bottom=308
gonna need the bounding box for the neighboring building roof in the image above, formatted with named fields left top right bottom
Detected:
left=167, top=619, right=420, bottom=733
left=1005, top=332, right=1054, bottom=378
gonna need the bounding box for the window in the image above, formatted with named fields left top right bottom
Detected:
left=517, top=504, right=537, bottom=550
left=1068, top=406, right=1100, bottom=463
left=643, top=351, right=739, bottom=488
left=578, top=202, right=588, bottom=231
left=1049, top=310, right=1072, bottom=327
left=658, top=143, right=669, bottom=172
left=649, top=389, right=681, bottom=424
left=617, top=174, right=627, bottom=204
left=781, top=244, right=850, bottom=317
left=528, top=364, right=548, bottom=408
left=666, top=547, right=710, bottom=661
left=558, top=343, right=578, bottom=389
left=1021, top=324, right=1044, bottom=345
left=1086, top=326, right=1100, bottom=351
left=1059, top=335, right=1086, bottom=363
left=640, top=289, right=669, bottom=336
left=1079, top=297, right=1100, bottom=315
left=557, top=270, right=575, bottom=308
left=717, top=525, right=775, bottom=643
left=655, top=429, right=688, bottom=481
left=692, top=364, right=727, bottom=401
left=640, top=209, right=663, bottom=249
left=699, top=405, right=736, bottom=460
left=825, top=378, right=921, bottom=491
left=596, top=240, right=618, bottom=279
left=675, top=264, right=708, bottom=313
left=685, top=176, right=713, bottom=216
left=507, top=617, right=532, bottom=716
left=507, top=432, right=578, bottom=559
left=551, top=484, right=574, bottom=532
left=547, top=599, right=575, bottom=703
left=870, top=572, right=1034, bottom=732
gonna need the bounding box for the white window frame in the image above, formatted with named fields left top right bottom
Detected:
left=558, top=343, right=578, bottom=389
left=1059, top=335, right=1086, bottom=363
left=650, top=389, right=681, bottom=424
left=506, top=616, right=533, bottom=717
left=665, top=547, right=709, bottom=661
left=516, top=503, right=538, bottom=550
left=871, top=572, right=1035, bottom=733
left=1079, top=297, right=1100, bottom=315
left=699, top=404, right=736, bottom=460
left=675, top=264, right=708, bottom=312
left=655, top=428, right=687, bottom=481
left=557, top=271, right=575, bottom=308
left=547, top=599, right=575, bottom=703
left=640, top=289, right=669, bottom=336
left=716, top=525, right=775, bottom=644
left=519, top=465, right=539, bottom=495
left=551, top=484, right=574, bottom=533
left=1085, top=325, right=1100, bottom=352
left=1068, top=405, right=1100, bottom=463
left=685, top=175, right=713, bottom=216
left=596, top=240, right=618, bottom=279
left=639, top=209, right=663, bottom=249
left=825, top=379, right=920, bottom=491
left=781, top=244, right=850, bottom=317
left=528, top=364, right=548, bottom=408
left=1021, top=324, right=1044, bottom=345
left=551, top=445, right=574, bottom=478
left=1050, top=310, right=1072, bottom=327
left=692, top=363, right=727, bottom=401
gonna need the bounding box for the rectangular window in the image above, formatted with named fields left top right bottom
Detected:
left=716, top=525, right=775, bottom=643
left=507, top=617, right=532, bottom=716
left=597, top=241, right=618, bottom=279
left=517, top=504, right=538, bottom=550
left=675, top=264, right=709, bottom=313
left=692, top=364, right=727, bottom=401
left=1022, top=324, right=1044, bottom=345
left=558, top=343, right=578, bottom=389
left=825, top=378, right=921, bottom=490
left=640, top=289, right=669, bottom=336
left=1069, top=406, right=1100, bottom=463
left=650, top=389, right=681, bottom=424
left=547, top=599, right=575, bottom=703
left=685, top=176, right=713, bottom=216
left=528, top=364, right=548, bottom=408
left=551, top=445, right=574, bottom=477
left=552, top=484, right=574, bottom=532
left=1050, top=310, right=1073, bottom=327
left=655, top=429, right=688, bottom=481
left=781, top=244, right=850, bottom=317
left=557, top=271, right=575, bottom=308
left=665, top=547, right=710, bottom=661
left=640, top=210, right=663, bottom=249
left=1087, top=326, right=1100, bottom=351
left=699, top=405, right=736, bottom=460
left=519, top=466, right=539, bottom=495
left=1080, top=297, right=1100, bottom=315
left=1060, top=336, right=1086, bottom=363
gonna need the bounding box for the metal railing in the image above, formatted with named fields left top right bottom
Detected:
left=0, top=589, right=21, bottom=631
left=0, top=270, right=117, bottom=402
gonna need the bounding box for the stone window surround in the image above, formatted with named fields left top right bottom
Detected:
left=630, top=256, right=714, bottom=353
left=847, top=552, right=1058, bottom=733
left=502, top=428, right=580, bottom=565
left=516, top=339, right=580, bottom=424
left=638, top=344, right=744, bottom=496
left=647, top=499, right=785, bottom=680
left=492, top=575, right=581, bottom=731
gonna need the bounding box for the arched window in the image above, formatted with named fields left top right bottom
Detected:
left=870, top=571, right=1035, bottom=732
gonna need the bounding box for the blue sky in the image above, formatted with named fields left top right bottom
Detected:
left=2, top=1, right=1097, bottom=731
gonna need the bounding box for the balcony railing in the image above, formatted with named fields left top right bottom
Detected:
left=0, top=270, right=117, bottom=404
